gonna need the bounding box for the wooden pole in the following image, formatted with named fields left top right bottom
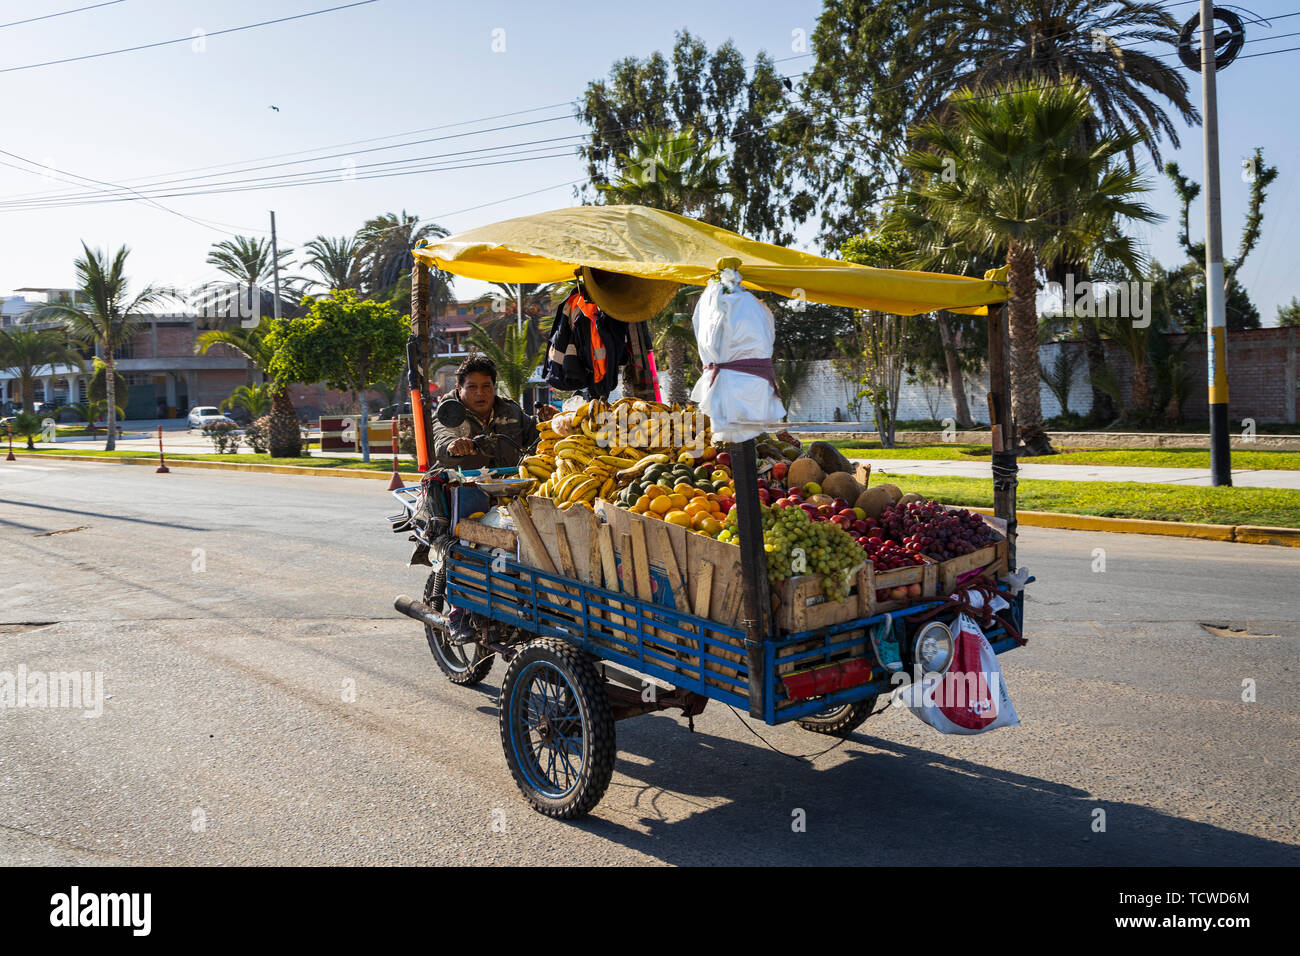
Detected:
left=731, top=438, right=770, bottom=718
left=986, top=301, right=1017, bottom=570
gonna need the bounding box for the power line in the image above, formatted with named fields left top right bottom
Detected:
left=0, top=0, right=379, bottom=74
left=0, top=0, right=124, bottom=30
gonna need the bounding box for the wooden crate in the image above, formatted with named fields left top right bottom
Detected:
left=774, top=557, right=938, bottom=633
left=454, top=519, right=518, bottom=552
left=932, top=508, right=1009, bottom=595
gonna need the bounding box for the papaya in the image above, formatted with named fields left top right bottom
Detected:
left=821, top=471, right=863, bottom=504
left=854, top=486, right=893, bottom=519
left=787, top=456, right=825, bottom=490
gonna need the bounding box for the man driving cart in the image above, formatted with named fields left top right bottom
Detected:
left=430, top=354, right=544, bottom=468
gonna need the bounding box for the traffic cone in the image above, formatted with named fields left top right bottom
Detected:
left=5, top=425, right=14, bottom=462
left=155, top=425, right=170, bottom=473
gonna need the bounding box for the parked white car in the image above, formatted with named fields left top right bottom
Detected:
left=188, top=406, right=234, bottom=429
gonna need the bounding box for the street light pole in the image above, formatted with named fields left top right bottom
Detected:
left=270, top=210, right=283, bottom=325
left=1199, top=0, right=1231, bottom=486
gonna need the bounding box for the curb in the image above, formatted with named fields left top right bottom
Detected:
left=13, top=453, right=1299, bottom=548
left=15, top=452, right=420, bottom=483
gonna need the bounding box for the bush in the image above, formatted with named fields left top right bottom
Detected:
left=201, top=420, right=240, bottom=454
left=396, top=416, right=417, bottom=457
left=244, top=416, right=270, bottom=454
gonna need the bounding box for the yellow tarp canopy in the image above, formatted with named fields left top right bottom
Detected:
left=412, top=204, right=1008, bottom=316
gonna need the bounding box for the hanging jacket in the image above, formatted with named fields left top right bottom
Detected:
left=542, top=288, right=630, bottom=398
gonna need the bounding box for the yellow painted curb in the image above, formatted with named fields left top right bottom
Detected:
left=16, top=452, right=420, bottom=482
left=1234, top=525, right=1300, bottom=548
left=967, top=506, right=1243, bottom=543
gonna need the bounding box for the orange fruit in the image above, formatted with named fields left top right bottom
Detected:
left=645, top=483, right=670, bottom=499
left=667, top=493, right=688, bottom=509
left=634, top=494, right=651, bottom=512
left=689, top=487, right=707, bottom=498
left=650, top=495, right=673, bottom=515
left=698, top=516, right=722, bottom=536
left=717, top=486, right=734, bottom=499
left=673, top=483, right=694, bottom=497
left=665, top=510, right=693, bottom=528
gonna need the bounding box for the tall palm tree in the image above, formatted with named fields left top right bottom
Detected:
left=199, top=235, right=301, bottom=322
left=356, top=211, right=448, bottom=297
left=910, top=0, right=1197, bottom=424
left=464, top=320, right=545, bottom=404
left=221, top=383, right=273, bottom=419
left=598, top=128, right=727, bottom=223
left=0, top=326, right=84, bottom=410
left=302, top=235, right=362, bottom=291
left=195, top=318, right=300, bottom=456
left=34, top=243, right=172, bottom=450
left=899, top=80, right=1158, bottom=439
left=910, top=0, right=1197, bottom=167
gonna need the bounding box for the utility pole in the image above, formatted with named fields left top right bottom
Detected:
left=270, top=210, right=283, bottom=325
left=1198, top=0, right=1231, bottom=486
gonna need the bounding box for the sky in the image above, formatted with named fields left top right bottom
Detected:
left=1, top=0, right=1297, bottom=323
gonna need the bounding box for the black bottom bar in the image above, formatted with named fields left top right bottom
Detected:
left=1210, top=402, right=1232, bottom=486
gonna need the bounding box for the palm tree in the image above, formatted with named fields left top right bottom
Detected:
left=200, top=235, right=301, bottom=321
left=356, top=211, right=448, bottom=297
left=221, top=383, right=272, bottom=419
left=910, top=0, right=1197, bottom=425
left=910, top=0, right=1198, bottom=167
left=598, top=128, right=727, bottom=223
left=899, top=80, right=1158, bottom=440
left=302, top=235, right=362, bottom=291
left=195, top=319, right=300, bottom=456
left=464, top=320, right=545, bottom=404
left=0, top=326, right=83, bottom=410
left=34, top=243, right=172, bottom=450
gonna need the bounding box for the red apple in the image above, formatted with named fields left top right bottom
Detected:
left=833, top=497, right=850, bottom=512
left=770, top=461, right=788, bottom=482
left=851, top=520, right=868, bottom=534
left=715, top=452, right=732, bottom=468
left=756, top=477, right=769, bottom=491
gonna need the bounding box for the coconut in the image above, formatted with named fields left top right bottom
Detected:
left=786, top=457, right=825, bottom=491
left=876, top=482, right=903, bottom=503
left=821, top=471, right=863, bottom=504
left=854, top=486, right=894, bottom=519
left=808, top=494, right=835, bottom=508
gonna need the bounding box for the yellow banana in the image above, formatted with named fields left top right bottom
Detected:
left=598, top=476, right=615, bottom=499
left=597, top=455, right=638, bottom=468
left=567, top=477, right=600, bottom=502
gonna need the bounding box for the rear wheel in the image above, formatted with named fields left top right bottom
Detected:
left=498, top=639, right=616, bottom=819
left=422, top=569, right=493, bottom=685
left=796, top=697, right=878, bottom=737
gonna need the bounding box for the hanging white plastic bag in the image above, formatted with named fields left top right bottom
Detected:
left=895, top=589, right=1020, bottom=735
left=689, top=269, right=786, bottom=443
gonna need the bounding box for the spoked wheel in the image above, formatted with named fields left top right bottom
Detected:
left=422, top=569, right=493, bottom=686
left=498, top=638, right=615, bottom=819
left=796, top=696, right=879, bottom=737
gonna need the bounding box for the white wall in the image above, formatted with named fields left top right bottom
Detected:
left=658, top=342, right=1094, bottom=425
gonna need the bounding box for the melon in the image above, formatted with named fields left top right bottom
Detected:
left=876, top=482, right=903, bottom=503
left=854, top=486, right=894, bottom=519
left=787, top=457, right=825, bottom=491
left=822, top=471, right=863, bottom=504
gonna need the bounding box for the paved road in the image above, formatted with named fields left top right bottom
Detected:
left=2, top=459, right=1297, bottom=865
left=856, top=456, right=1300, bottom=490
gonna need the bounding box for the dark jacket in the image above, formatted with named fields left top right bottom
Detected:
left=430, top=392, right=538, bottom=469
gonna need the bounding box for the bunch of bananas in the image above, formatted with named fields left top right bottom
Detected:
left=516, top=397, right=713, bottom=510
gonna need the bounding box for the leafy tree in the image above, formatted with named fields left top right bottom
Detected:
left=898, top=80, right=1158, bottom=443
left=34, top=243, right=172, bottom=450
left=1164, top=148, right=1278, bottom=330
left=1279, top=297, right=1300, bottom=328
left=200, top=235, right=302, bottom=321
left=195, top=318, right=300, bottom=457
left=598, top=128, right=727, bottom=224
left=356, top=211, right=448, bottom=298
left=266, top=291, right=408, bottom=462
left=578, top=29, right=802, bottom=243
left=9, top=410, right=42, bottom=449
left=0, top=326, right=83, bottom=410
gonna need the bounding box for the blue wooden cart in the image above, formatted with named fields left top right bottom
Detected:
left=391, top=472, right=1027, bottom=819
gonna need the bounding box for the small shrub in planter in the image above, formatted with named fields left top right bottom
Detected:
left=202, top=420, right=240, bottom=454
left=244, top=416, right=270, bottom=454
left=396, top=417, right=417, bottom=457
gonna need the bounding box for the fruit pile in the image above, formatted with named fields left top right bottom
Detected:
left=717, top=499, right=865, bottom=601
left=616, top=450, right=735, bottom=536
left=880, top=499, right=998, bottom=560
left=519, top=397, right=709, bottom=511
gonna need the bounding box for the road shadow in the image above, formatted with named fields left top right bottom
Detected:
left=562, top=712, right=1299, bottom=866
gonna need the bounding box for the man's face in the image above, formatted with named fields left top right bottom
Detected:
left=459, top=371, right=496, bottom=418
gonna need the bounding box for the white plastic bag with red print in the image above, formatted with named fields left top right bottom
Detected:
left=896, top=590, right=1020, bottom=735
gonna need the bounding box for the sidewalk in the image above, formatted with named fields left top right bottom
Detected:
left=852, top=456, right=1300, bottom=489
